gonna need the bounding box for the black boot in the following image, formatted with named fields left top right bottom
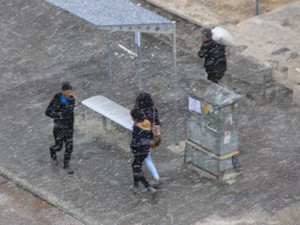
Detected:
left=49, top=146, right=57, bottom=161
left=63, top=164, right=74, bottom=174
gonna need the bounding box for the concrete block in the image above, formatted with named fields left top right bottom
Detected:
left=293, top=85, right=300, bottom=105
left=288, top=67, right=300, bottom=82
left=287, top=67, right=300, bottom=92
left=284, top=79, right=295, bottom=90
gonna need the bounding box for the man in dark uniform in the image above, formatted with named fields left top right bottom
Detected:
left=198, top=28, right=227, bottom=84
left=45, top=82, right=75, bottom=174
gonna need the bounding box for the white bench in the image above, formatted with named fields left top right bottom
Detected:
left=82, top=95, right=133, bottom=131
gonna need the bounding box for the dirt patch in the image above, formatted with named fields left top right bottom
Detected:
left=0, top=176, right=83, bottom=225
left=194, top=203, right=300, bottom=225
left=206, top=0, right=299, bottom=23
left=146, top=0, right=299, bottom=25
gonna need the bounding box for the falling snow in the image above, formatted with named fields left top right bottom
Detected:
left=1, top=0, right=300, bottom=224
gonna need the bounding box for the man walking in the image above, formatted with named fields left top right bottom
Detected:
left=198, top=28, right=227, bottom=84
left=45, top=82, right=75, bottom=174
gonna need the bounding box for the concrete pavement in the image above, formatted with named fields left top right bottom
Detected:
left=1, top=0, right=300, bottom=224
left=0, top=175, right=84, bottom=225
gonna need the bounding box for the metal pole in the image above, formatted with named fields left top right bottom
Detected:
left=135, top=32, right=143, bottom=91
left=256, top=0, right=260, bottom=15
left=106, top=32, right=113, bottom=96
left=172, top=21, right=179, bottom=144
left=138, top=45, right=142, bottom=91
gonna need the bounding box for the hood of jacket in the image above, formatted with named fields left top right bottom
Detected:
left=135, top=119, right=151, bottom=131
left=136, top=92, right=153, bottom=109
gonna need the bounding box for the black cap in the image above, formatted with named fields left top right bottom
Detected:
left=61, top=82, right=72, bottom=91
left=201, top=28, right=212, bottom=39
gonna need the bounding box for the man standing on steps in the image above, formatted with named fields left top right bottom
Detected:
left=198, top=28, right=227, bottom=84
left=45, top=82, right=75, bottom=174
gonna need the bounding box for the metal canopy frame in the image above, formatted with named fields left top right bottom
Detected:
left=45, top=0, right=179, bottom=143
left=100, top=23, right=174, bottom=34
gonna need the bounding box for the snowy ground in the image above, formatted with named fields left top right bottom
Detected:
left=1, top=0, right=300, bottom=224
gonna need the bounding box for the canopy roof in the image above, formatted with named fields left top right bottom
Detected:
left=45, top=0, right=173, bottom=33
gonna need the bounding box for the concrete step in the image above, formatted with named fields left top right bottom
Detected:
left=139, top=0, right=299, bottom=104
